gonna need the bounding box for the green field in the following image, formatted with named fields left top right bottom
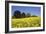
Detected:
left=11, top=17, right=41, bottom=28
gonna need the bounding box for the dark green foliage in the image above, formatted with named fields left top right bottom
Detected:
left=12, top=10, right=37, bottom=18
left=14, top=10, right=21, bottom=18
left=32, top=15, right=37, bottom=17
left=21, top=12, right=26, bottom=18
left=26, top=13, right=31, bottom=17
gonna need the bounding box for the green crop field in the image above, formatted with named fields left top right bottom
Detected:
left=11, top=17, right=41, bottom=28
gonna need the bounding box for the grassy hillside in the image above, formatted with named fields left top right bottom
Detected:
left=11, top=17, right=41, bottom=28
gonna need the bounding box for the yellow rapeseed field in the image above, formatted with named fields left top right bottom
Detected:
left=11, top=17, right=41, bottom=28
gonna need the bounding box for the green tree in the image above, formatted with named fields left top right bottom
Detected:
left=14, top=10, right=21, bottom=18
left=27, top=13, right=31, bottom=17
left=21, top=12, right=26, bottom=18
left=32, top=15, right=37, bottom=17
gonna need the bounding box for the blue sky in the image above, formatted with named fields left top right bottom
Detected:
left=11, top=6, right=41, bottom=16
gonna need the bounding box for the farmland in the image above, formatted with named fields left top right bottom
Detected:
left=11, top=17, right=41, bottom=28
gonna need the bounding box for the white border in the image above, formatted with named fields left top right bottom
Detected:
left=9, top=3, right=43, bottom=31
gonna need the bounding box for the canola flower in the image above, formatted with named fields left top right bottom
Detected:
left=12, top=17, right=41, bottom=28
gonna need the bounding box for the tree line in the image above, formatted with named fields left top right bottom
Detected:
left=12, top=10, right=37, bottom=18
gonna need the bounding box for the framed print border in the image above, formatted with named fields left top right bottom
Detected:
left=5, top=1, right=45, bottom=33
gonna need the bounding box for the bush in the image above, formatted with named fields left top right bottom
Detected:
left=32, top=15, right=37, bottom=17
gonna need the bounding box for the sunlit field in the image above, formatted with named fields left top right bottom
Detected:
left=11, top=17, right=41, bottom=28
